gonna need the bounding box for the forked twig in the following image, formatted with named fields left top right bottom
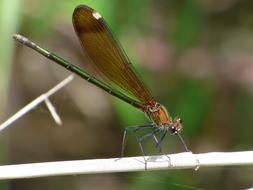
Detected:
left=0, top=75, right=74, bottom=131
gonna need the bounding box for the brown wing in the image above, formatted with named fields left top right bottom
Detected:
left=72, top=5, right=154, bottom=104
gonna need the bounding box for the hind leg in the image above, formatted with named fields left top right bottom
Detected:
left=121, top=124, right=156, bottom=158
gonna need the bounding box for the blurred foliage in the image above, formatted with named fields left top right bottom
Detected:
left=1, top=0, right=253, bottom=189
left=172, top=0, right=204, bottom=50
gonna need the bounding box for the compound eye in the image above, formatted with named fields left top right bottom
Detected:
left=169, top=125, right=176, bottom=134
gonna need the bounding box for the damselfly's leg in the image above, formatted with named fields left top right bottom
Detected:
left=134, top=127, right=161, bottom=154
left=133, top=127, right=161, bottom=169
left=121, top=124, right=155, bottom=158
left=152, top=131, right=171, bottom=165
left=153, top=131, right=167, bottom=154
left=177, top=133, right=190, bottom=152
left=121, top=125, right=172, bottom=169
left=155, top=130, right=167, bottom=149
left=177, top=134, right=200, bottom=170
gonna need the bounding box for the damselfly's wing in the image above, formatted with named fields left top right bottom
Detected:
left=72, top=5, right=155, bottom=104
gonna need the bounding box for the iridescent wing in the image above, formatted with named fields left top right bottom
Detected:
left=72, top=5, right=155, bottom=104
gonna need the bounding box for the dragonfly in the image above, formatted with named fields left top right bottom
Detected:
left=13, top=5, right=188, bottom=163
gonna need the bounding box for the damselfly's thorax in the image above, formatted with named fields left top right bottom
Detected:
left=142, top=101, right=183, bottom=134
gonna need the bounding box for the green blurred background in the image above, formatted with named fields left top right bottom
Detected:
left=1, top=0, right=253, bottom=189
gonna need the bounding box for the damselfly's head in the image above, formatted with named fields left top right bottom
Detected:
left=168, top=117, right=183, bottom=134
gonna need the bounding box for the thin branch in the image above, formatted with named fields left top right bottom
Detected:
left=0, top=75, right=74, bottom=131
left=0, top=151, right=252, bottom=180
